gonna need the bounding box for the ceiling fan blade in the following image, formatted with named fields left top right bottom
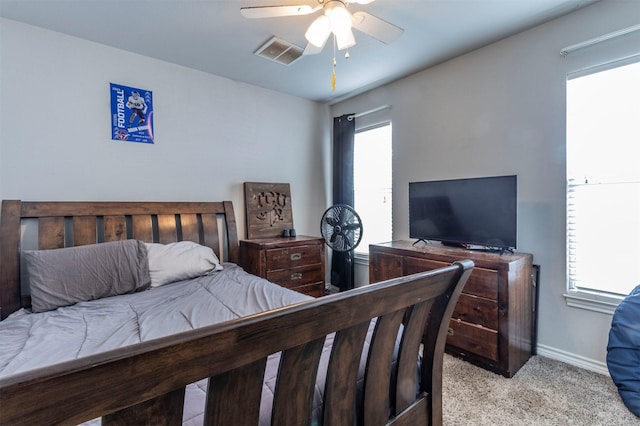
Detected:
left=352, top=11, right=404, bottom=44
left=303, top=42, right=324, bottom=55
left=240, top=5, right=319, bottom=19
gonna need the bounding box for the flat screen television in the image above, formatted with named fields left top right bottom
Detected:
left=409, top=175, right=517, bottom=250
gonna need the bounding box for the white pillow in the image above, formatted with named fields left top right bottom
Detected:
left=145, top=241, right=223, bottom=287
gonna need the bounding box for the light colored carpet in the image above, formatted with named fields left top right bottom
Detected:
left=442, top=354, right=639, bottom=425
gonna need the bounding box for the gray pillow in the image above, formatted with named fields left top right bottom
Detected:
left=24, top=239, right=151, bottom=313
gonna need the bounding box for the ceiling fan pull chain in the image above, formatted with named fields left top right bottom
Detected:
left=331, top=35, right=337, bottom=91
left=332, top=62, right=337, bottom=92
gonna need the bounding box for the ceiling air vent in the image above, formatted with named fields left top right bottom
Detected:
left=255, top=36, right=304, bottom=66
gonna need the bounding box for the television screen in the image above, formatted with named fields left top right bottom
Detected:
left=409, top=175, right=517, bottom=249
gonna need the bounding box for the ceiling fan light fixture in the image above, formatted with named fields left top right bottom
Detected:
left=326, top=1, right=353, bottom=34
left=335, top=27, right=356, bottom=50
left=305, top=15, right=330, bottom=47
left=306, top=1, right=355, bottom=50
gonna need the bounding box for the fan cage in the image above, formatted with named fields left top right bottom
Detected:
left=320, top=204, right=363, bottom=252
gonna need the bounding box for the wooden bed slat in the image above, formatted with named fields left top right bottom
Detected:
left=396, top=301, right=433, bottom=412
left=271, top=338, right=326, bottom=425
left=103, top=215, right=127, bottom=242
left=201, top=213, right=220, bottom=260
left=157, top=214, right=178, bottom=244
left=388, top=396, right=429, bottom=426
left=323, top=321, right=371, bottom=426
left=180, top=214, right=199, bottom=243
left=420, top=289, right=462, bottom=425
left=363, top=309, right=406, bottom=425
left=39, top=217, right=65, bottom=249
left=73, top=216, right=97, bottom=246
left=0, top=200, right=22, bottom=319
left=131, top=215, right=153, bottom=242
left=204, top=358, right=267, bottom=426
left=223, top=201, right=239, bottom=263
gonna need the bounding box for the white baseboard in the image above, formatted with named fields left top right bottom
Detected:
left=536, top=344, right=610, bottom=376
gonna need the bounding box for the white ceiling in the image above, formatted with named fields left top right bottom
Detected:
left=0, top=0, right=600, bottom=104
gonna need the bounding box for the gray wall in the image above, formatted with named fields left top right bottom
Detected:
left=332, top=0, right=640, bottom=373
left=0, top=19, right=331, bottom=240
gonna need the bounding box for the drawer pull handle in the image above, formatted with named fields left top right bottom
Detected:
left=447, top=327, right=454, bottom=336
left=290, top=253, right=302, bottom=261
left=291, top=273, right=303, bottom=280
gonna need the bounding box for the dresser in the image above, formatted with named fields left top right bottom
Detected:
left=369, top=240, right=534, bottom=377
left=239, top=236, right=326, bottom=298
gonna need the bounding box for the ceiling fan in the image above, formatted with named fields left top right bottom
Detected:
left=240, top=0, right=404, bottom=55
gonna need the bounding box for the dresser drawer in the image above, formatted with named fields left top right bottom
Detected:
left=266, top=245, right=322, bottom=270
left=465, top=267, right=499, bottom=300
left=447, top=318, right=498, bottom=362
left=405, top=257, right=498, bottom=300
left=266, top=264, right=323, bottom=288
left=452, top=293, right=498, bottom=330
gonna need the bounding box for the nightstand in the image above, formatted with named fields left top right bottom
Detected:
left=239, top=236, right=326, bottom=297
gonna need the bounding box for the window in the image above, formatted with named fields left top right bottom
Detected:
left=353, top=122, right=392, bottom=255
left=566, top=58, right=640, bottom=306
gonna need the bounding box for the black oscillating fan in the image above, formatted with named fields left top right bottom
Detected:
left=320, top=204, right=363, bottom=291
left=320, top=204, right=363, bottom=252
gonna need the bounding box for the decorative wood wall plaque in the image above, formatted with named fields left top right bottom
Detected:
left=244, top=182, right=294, bottom=239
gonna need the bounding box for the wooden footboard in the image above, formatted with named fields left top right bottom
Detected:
left=0, top=261, right=473, bottom=426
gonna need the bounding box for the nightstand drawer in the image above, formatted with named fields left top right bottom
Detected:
left=266, top=265, right=323, bottom=288
left=266, top=245, right=322, bottom=270
left=288, top=282, right=325, bottom=298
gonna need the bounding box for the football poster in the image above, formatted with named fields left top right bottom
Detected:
left=110, top=83, right=154, bottom=144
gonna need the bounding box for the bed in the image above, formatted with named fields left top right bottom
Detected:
left=0, top=199, right=473, bottom=425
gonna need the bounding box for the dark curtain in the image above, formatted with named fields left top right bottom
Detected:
left=331, top=114, right=355, bottom=291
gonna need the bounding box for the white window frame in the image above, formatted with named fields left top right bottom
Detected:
left=564, top=56, right=640, bottom=314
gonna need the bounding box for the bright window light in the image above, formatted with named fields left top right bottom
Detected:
left=566, top=58, right=640, bottom=297
left=354, top=122, right=393, bottom=255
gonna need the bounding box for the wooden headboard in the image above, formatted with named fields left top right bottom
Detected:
left=0, top=200, right=239, bottom=320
